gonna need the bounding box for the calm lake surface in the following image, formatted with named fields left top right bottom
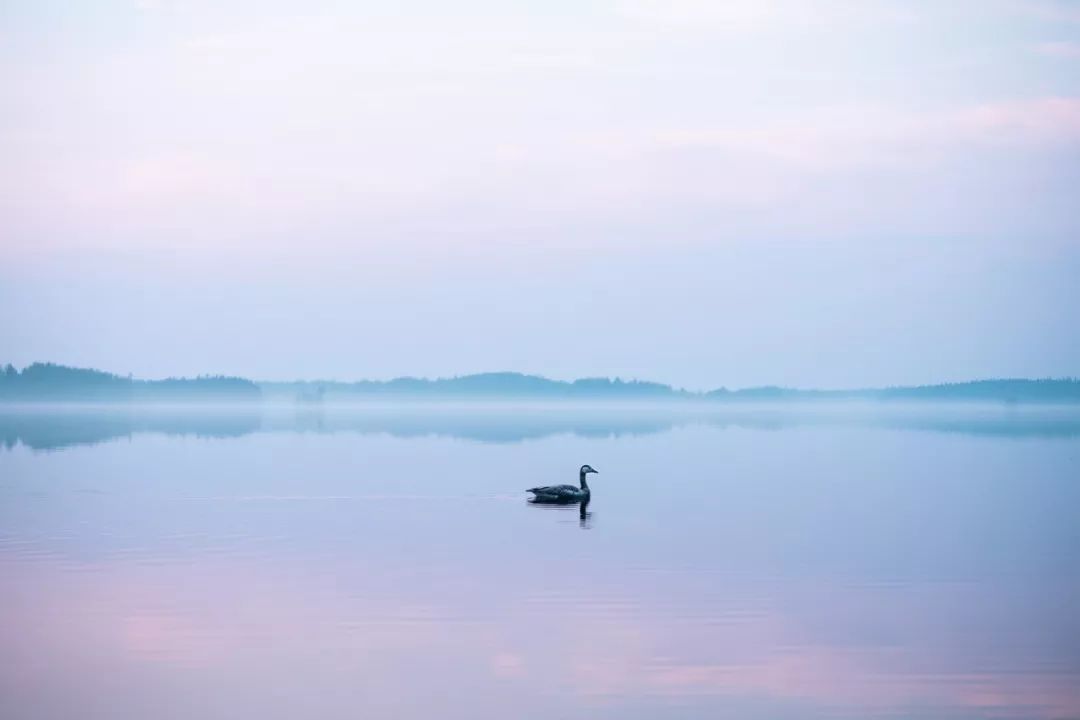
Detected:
left=2, top=405, right=1078, bottom=720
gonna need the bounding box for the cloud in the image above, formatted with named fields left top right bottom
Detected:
left=1035, top=41, right=1080, bottom=58
left=952, top=97, right=1080, bottom=141
left=3, top=0, right=1079, bottom=263
left=615, top=0, right=914, bottom=28
left=577, top=97, right=1080, bottom=179
left=1014, top=0, right=1080, bottom=23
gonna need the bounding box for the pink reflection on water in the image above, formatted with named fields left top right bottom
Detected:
left=2, top=551, right=1078, bottom=720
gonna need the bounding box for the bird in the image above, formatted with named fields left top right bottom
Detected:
left=527, top=465, right=598, bottom=504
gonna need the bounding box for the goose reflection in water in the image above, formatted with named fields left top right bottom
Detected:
left=525, top=495, right=593, bottom=528
left=578, top=498, right=592, bottom=528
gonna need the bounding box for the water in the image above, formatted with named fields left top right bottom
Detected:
left=1, top=405, right=1078, bottom=720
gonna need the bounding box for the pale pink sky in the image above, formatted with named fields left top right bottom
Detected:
left=2, top=0, right=1079, bottom=387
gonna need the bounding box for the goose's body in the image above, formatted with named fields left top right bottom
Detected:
left=528, top=465, right=597, bottom=504
left=527, top=483, right=588, bottom=503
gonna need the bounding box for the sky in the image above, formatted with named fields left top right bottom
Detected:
left=1, top=0, right=1079, bottom=389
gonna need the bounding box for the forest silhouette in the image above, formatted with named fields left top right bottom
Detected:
left=2, top=362, right=1079, bottom=404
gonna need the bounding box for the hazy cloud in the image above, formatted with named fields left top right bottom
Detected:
left=1035, top=40, right=1080, bottom=58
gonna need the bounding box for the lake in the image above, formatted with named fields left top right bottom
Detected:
left=1, top=404, right=1078, bottom=720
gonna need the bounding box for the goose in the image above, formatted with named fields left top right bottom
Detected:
left=527, top=465, right=598, bottom=504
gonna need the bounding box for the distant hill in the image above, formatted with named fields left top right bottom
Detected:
left=707, top=379, right=1080, bottom=404
left=261, top=372, right=681, bottom=402
left=0, top=363, right=261, bottom=402
left=1, top=362, right=1078, bottom=404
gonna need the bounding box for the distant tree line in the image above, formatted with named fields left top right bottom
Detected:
left=707, top=379, right=1080, bottom=403
left=261, top=372, right=685, bottom=401
left=0, top=363, right=261, bottom=402
left=2, top=363, right=1079, bottom=404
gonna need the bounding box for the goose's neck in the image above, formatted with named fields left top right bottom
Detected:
left=579, top=471, right=590, bottom=491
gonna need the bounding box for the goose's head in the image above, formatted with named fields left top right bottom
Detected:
left=580, top=464, right=598, bottom=475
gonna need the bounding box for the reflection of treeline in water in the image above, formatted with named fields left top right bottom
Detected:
left=2, top=363, right=1079, bottom=404
left=4, top=406, right=1080, bottom=451
left=0, top=363, right=261, bottom=402
left=0, top=408, right=263, bottom=450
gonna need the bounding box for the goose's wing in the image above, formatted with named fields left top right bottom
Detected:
left=527, top=484, right=580, bottom=498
